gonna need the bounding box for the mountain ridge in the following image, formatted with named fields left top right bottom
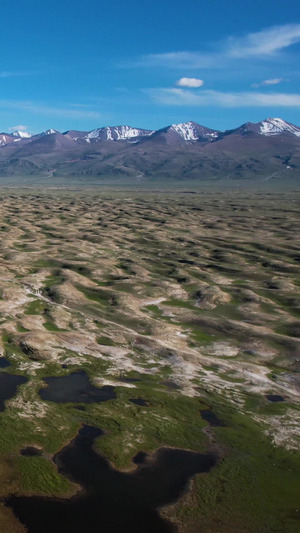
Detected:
left=0, top=117, right=299, bottom=182
left=2, top=117, right=300, bottom=146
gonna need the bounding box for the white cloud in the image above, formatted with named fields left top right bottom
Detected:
left=8, top=125, right=28, bottom=132
left=176, top=77, right=204, bottom=88
left=251, top=78, right=286, bottom=88
left=145, top=88, right=300, bottom=107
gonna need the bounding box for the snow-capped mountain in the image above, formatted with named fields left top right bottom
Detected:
left=0, top=128, right=60, bottom=147
left=28, top=129, right=60, bottom=143
left=147, top=121, right=220, bottom=145
left=84, top=126, right=154, bottom=143
left=171, top=122, right=200, bottom=141
left=0, top=118, right=299, bottom=148
left=12, top=130, right=32, bottom=139
left=258, top=118, right=300, bottom=137
left=224, top=118, right=300, bottom=138
left=170, top=121, right=219, bottom=141
left=38, top=129, right=59, bottom=137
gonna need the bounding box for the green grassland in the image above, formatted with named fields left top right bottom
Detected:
left=0, top=188, right=298, bottom=532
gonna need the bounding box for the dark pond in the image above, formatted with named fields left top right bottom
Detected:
left=200, top=409, right=226, bottom=427
left=0, top=372, right=28, bottom=411
left=21, top=447, right=43, bottom=457
left=160, top=381, right=181, bottom=390
left=266, top=394, right=285, bottom=402
left=133, top=451, right=149, bottom=465
left=7, top=424, right=217, bottom=533
left=0, top=358, right=11, bottom=369
left=129, top=398, right=149, bottom=407
left=38, top=371, right=116, bottom=404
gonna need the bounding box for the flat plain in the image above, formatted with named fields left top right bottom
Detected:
left=0, top=187, right=299, bottom=532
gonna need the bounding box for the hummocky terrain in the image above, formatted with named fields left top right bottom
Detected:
left=0, top=189, right=298, bottom=532
left=0, top=117, right=300, bottom=183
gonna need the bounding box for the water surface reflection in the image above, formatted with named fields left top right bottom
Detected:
left=8, top=425, right=217, bottom=533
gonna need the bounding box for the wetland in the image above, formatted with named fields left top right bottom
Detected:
left=0, top=188, right=298, bottom=532
left=8, top=424, right=217, bottom=533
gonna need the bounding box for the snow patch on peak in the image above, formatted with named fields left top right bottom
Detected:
left=86, top=126, right=154, bottom=141
left=116, top=126, right=151, bottom=140
left=206, top=131, right=219, bottom=139
left=106, top=127, right=114, bottom=141
left=112, top=126, right=137, bottom=140
left=12, top=130, right=32, bottom=138
left=259, top=118, right=300, bottom=137
left=171, top=122, right=199, bottom=141
left=86, top=129, right=101, bottom=140
left=103, top=125, right=153, bottom=140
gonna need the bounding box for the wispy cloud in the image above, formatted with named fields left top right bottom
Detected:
left=130, top=51, right=222, bottom=69
left=176, top=77, right=204, bottom=88
left=8, top=125, right=28, bottom=132
left=251, top=77, right=286, bottom=88
left=129, top=24, right=300, bottom=69
left=0, top=70, right=40, bottom=78
left=68, top=103, right=96, bottom=108
left=228, top=25, right=300, bottom=58
left=0, top=100, right=101, bottom=119
left=145, top=88, right=300, bottom=107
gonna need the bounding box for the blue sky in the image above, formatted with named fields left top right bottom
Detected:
left=1, top=0, right=300, bottom=133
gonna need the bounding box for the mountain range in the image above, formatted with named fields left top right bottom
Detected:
left=0, top=117, right=300, bottom=183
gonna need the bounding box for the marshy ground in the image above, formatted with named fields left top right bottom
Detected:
left=0, top=188, right=299, bottom=532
